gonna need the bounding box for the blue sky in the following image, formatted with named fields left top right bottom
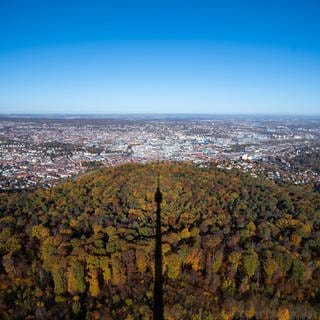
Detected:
left=0, top=0, right=320, bottom=114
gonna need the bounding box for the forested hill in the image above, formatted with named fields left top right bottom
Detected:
left=0, top=162, right=320, bottom=319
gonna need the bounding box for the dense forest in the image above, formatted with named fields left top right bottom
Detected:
left=0, top=162, right=319, bottom=319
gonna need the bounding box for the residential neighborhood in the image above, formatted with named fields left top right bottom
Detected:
left=0, top=116, right=319, bottom=190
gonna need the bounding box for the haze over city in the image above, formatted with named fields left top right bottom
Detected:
left=1, top=0, right=320, bottom=115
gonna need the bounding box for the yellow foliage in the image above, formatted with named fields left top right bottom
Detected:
left=301, top=223, right=313, bottom=235
left=245, top=302, right=255, bottom=319
left=105, top=226, right=116, bottom=237
left=191, top=312, right=202, bottom=320
left=31, top=225, right=50, bottom=239
left=128, top=208, right=143, bottom=219
left=263, top=257, right=278, bottom=278
left=228, top=251, right=242, bottom=271
left=222, top=278, right=234, bottom=290
left=86, top=255, right=100, bottom=268
left=243, top=251, right=259, bottom=278
left=180, top=212, right=196, bottom=224
left=165, top=253, right=181, bottom=279
left=185, top=248, right=203, bottom=271
left=221, top=309, right=233, bottom=320
left=86, top=255, right=101, bottom=297
left=276, top=216, right=298, bottom=229
left=180, top=227, right=191, bottom=239
left=55, top=295, right=67, bottom=303
left=41, top=236, right=62, bottom=271
left=190, top=227, right=200, bottom=237
left=118, top=227, right=127, bottom=234
left=136, top=250, right=148, bottom=273
left=73, top=295, right=80, bottom=301
left=51, top=263, right=66, bottom=295
left=92, top=223, right=103, bottom=234
left=247, top=221, right=256, bottom=236
left=2, top=254, right=15, bottom=279
left=291, top=233, right=301, bottom=246
left=100, top=257, right=111, bottom=281
left=162, top=243, right=171, bottom=255
left=67, top=257, right=86, bottom=294
left=164, top=232, right=180, bottom=245
left=87, top=267, right=100, bottom=297
left=60, top=228, right=73, bottom=235
left=213, top=249, right=224, bottom=272
left=277, top=307, right=290, bottom=320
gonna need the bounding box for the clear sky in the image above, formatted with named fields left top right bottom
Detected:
left=0, top=0, right=320, bottom=115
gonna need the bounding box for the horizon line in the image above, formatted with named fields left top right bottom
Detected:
left=1, top=112, right=320, bottom=117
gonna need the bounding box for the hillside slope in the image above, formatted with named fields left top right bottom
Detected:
left=0, top=162, right=320, bottom=319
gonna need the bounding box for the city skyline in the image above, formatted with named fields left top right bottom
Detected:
left=1, top=1, right=320, bottom=115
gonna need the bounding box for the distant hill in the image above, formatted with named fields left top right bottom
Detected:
left=0, top=162, right=319, bottom=319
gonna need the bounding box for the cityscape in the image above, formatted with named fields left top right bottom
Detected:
left=1, top=115, right=319, bottom=190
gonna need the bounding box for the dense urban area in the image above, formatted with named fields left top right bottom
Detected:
left=0, top=115, right=319, bottom=190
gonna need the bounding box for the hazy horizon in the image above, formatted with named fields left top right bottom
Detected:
left=1, top=112, right=320, bottom=119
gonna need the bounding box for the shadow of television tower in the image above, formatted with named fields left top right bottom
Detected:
left=153, top=172, right=164, bottom=320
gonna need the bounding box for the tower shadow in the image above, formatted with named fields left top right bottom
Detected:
left=153, top=173, right=164, bottom=320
